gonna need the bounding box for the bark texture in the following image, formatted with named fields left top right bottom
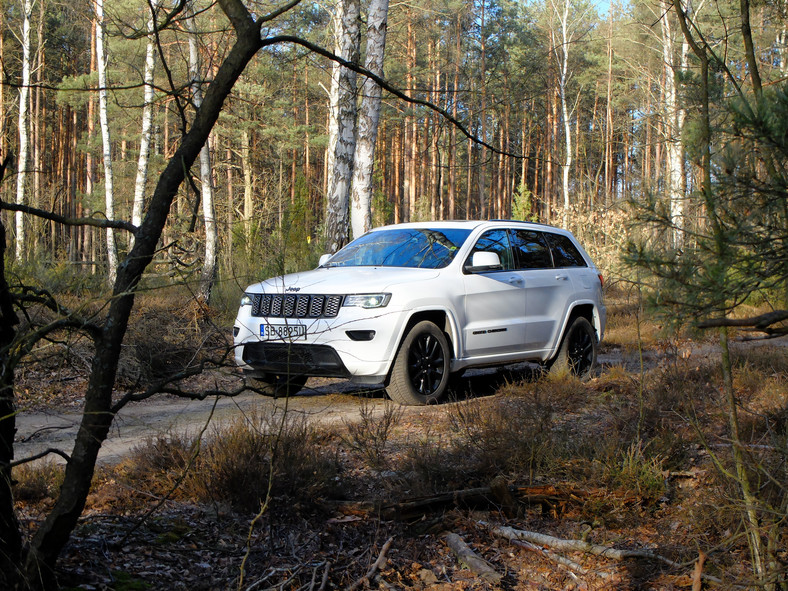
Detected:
left=350, top=0, right=389, bottom=239
left=11, top=1, right=266, bottom=586
left=325, top=0, right=360, bottom=253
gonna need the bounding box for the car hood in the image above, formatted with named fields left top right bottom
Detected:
left=247, top=267, right=441, bottom=295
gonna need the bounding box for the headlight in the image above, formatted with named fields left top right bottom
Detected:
left=240, top=293, right=254, bottom=307
left=343, top=293, right=391, bottom=309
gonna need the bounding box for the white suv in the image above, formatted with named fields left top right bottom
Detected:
left=234, top=220, right=606, bottom=405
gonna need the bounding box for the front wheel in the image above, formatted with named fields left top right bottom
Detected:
left=387, top=321, right=451, bottom=405
left=249, top=374, right=307, bottom=397
left=546, top=317, right=598, bottom=380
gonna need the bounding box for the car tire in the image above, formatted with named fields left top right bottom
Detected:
left=547, top=317, right=598, bottom=380
left=387, top=320, right=451, bottom=405
left=249, top=374, right=307, bottom=397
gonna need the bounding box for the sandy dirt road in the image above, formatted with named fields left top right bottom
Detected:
left=12, top=342, right=764, bottom=467
left=13, top=379, right=397, bottom=466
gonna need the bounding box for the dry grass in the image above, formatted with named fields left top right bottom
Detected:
left=112, top=408, right=340, bottom=513
left=12, top=461, right=65, bottom=503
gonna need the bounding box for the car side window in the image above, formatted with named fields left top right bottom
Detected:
left=510, top=229, right=553, bottom=269
left=466, top=229, right=513, bottom=270
left=547, top=233, right=588, bottom=267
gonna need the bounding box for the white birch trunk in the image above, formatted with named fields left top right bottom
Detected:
left=350, top=0, right=389, bottom=239
left=187, top=4, right=217, bottom=302
left=241, top=129, right=253, bottom=241
left=661, top=9, right=685, bottom=249
left=779, top=28, right=788, bottom=77
left=551, top=0, right=572, bottom=228
left=131, top=0, right=160, bottom=241
left=14, top=0, right=32, bottom=261
left=325, top=0, right=360, bottom=253
left=96, top=0, right=118, bottom=285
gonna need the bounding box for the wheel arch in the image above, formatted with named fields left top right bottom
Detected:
left=549, top=302, right=600, bottom=361
left=385, top=309, right=457, bottom=382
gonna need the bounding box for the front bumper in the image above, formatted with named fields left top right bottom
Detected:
left=233, top=305, right=405, bottom=382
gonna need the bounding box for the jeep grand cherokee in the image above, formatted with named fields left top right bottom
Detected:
left=234, top=220, right=606, bottom=405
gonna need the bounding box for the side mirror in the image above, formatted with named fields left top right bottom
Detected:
left=467, top=251, right=502, bottom=272
left=318, top=254, right=332, bottom=267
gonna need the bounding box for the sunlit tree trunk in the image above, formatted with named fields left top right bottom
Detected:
left=132, top=0, right=160, bottom=242
left=350, top=0, right=389, bottom=239
left=325, top=0, right=360, bottom=252
left=661, top=5, right=686, bottom=248
left=15, top=0, right=33, bottom=261
left=241, top=129, right=253, bottom=242
left=187, top=3, right=217, bottom=302
left=96, top=0, right=118, bottom=285
left=448, top=14, right=462, bottom=219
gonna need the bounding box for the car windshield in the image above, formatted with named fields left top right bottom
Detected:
left=324, top=228, right=472, bottom=269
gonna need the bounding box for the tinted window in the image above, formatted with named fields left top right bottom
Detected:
left=510, top=230, right=553, bottom=269
left=325, top=228, right=472, bottom=269
left=466, top=229, right=513, bottom=270
left=547, top=233, right=587, bottom=267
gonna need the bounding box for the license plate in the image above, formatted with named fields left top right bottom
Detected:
left=261, top=324, right=307, bottom=340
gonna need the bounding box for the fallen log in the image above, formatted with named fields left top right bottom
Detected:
left=322, top=483, right=582, bottom=521
left=444, top=532, right=502, bottom=584
left=486, top=522, right=683, bottom=566
left=697, top=310, right=788, bottom=337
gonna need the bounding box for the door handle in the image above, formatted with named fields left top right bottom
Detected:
left=508, top=276, right=523, bottom=285
left=555, top=274, right=569, bottom=281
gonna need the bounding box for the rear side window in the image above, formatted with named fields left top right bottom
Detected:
left=510, top=230, right=553, bottom=269
left=466, top=229, right=513, bottom=270
left=547, top=233, right=587, bottom=267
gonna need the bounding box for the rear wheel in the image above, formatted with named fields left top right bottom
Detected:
left=387, top=321, right=450, bottom=405
left=249, top=374, right=307, bottom=397
left=547, top=317, right=597, bottom=380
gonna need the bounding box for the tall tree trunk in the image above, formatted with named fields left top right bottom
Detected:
left=187, top=3, right=218, bottom=302
left=32, top=0, right=44, bottom=258
left=350, top=0, right=389, bottom=239
left=0, top=157, right=22, bottom=591
left=478, top=0, right=488, bottom=219
left=132, top=0, right=160, bottom=241
left=661, top=7, right=685, bottom=248
left=325, top=0, right=360, bottom=252
left=96, top=0, right=118, bottom=286
left=605, top=1, right=614, bottom=206
left=448, top=15, right=461, bottom=220
left=15, top=0, right=33, bottom=261
left=87, top=26, right=97, bottom=274
left=551, top=0, right=573, bottom=227
left=15, top=2, right=269, bottom=585
left=241, top=129, right=253, bottom=242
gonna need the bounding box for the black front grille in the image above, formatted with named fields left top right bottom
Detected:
left=252, top=294, right=344, bottom=319
left=242, top=343, right=349, bottom=377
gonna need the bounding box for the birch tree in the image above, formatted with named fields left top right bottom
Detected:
left=349, top=0, right=389, bottom=239
left=14, top=0, right=33, bottom=261
left=186, top=2, right=218, bottom=302
left=659, top=0, right=689, bottom=248
left=325, top=0, right=360, bottom=253
left=96, top=0, right=118, bottom=285
left=551, top=0, right=573, bottom=227
left=131, top=0, right=161, bottom=239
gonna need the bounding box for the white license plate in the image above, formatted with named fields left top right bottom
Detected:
left=261, top=324, right=307, bottom=340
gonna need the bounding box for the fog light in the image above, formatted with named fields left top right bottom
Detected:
left=346, top=330, right=375, bottom=341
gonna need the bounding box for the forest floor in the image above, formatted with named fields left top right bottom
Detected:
left=11, top=293, right=788, bottom=590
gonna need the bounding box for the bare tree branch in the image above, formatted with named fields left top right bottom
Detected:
left=0, top=201, right=137, bottom=234
left=8, top=448, right=71, bottom=468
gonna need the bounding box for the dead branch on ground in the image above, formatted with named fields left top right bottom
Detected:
left=345, top=536, right=394, bottom=591
left=444, top=532, right=502, bottom=584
